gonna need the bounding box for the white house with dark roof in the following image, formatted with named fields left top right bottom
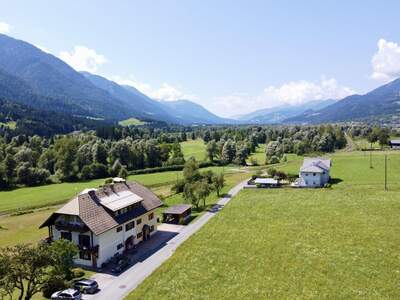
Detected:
left=294, top=157, right=332, bottom=188
left=390, top=140, right=400, bottom=149
left=40, top=178, right=163, bottom=268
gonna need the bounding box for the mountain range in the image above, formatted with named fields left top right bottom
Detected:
left=236, top=99, right=337, bottom=124
left=0, top=33, right=230, bottom=125
left=285, top=79, right=400, bottom=124
left=1, top=33, right=400, bottom=128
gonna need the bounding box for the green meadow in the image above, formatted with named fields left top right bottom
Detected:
left=0, top=164, right=250, bottom=247
left=127, top=151, right=400, bottom=299
left=247, top=143, right=266, bottom=165
left=180, top=139, right=207, bottom=161
left=118, top=117, right=146, bottom=126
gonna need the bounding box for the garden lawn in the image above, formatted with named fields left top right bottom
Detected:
left=127, top=151, right=400, bottom=299
left=180, top=139, right=207, bottom=161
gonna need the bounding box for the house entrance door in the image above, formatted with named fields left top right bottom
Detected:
left=142, top=225, right=150, bottom=241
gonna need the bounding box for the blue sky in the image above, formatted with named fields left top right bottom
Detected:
left=1, top=0, right=400, bottom=117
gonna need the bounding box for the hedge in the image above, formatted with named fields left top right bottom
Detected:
left=127, top=161, right=216, bottom=176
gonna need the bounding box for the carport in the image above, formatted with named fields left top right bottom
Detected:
left=162, top=204, right=192, bottom=225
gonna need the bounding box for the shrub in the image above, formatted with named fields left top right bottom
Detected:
left=274, top=171, right=287, bottom=181
left=42, top=275, right=67, bottom=298
left=269, top=155, right=280, bottom=164
left=267, top=168, right=277, bottom=177
left=128, top=161, right=215, bottom=176
left=71, top=268, right=85, bottom=278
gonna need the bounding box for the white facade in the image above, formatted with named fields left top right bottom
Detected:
left=299, top=171, right=328, bottom=187
left=52, top=210, right=158, bottom=268
left=296, top=157, right=331, bottom=188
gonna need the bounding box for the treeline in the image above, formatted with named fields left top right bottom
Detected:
left=348, top=125, right=392, bottom=148
left=200, top=125, right=347, bottom=165
left=263, top=125, right=347, bottom=164
left=1, top=122, right=394, bottom=190
left=0, top=132, right=187, bottom=189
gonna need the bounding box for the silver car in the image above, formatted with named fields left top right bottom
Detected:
left=74, top=279, right=99, bottom=294
left=51, top=288, right=81, bottom=300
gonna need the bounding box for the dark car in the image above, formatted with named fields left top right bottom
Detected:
left=111, top=257, right=131, bottom=274
left=74, top=279, right=99, bottom=294
left=51, top=288, right=81, bottom=300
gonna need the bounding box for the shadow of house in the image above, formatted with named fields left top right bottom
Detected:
left=329, top=178, right=343, bottom=185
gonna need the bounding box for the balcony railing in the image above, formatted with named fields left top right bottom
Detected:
left=78, top=244, right=99, bottom=254
left=55, top=221, right=89, bottom=232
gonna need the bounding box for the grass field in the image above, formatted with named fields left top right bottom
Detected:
left=247, top=143, right=266, bottom=165
left=0, top=166, right=251, bottom=247
left=180, top=139, right=207, bottom=161
left=118, top=117, right=146, bottom=126
left=0, top=167, right=235, bottom=214
left=127, top=151, right=400, bottom=299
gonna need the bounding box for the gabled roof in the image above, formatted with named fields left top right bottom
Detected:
left=300, top=157, right=331, bottom=173
left=99, top=190, right=143, bottom=212
left=40, top=181, right=163, bottom=235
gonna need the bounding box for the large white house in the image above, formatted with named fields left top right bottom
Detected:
left=40, top=178, right=162, bottom=268
left=294, top=157, right=332, bottom=188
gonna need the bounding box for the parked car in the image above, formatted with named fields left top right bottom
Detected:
left=73, top=279, right=99, bottom=294
left=51, top=288, right=81, bottom=300
left=111, top=257, right=131, bottom=274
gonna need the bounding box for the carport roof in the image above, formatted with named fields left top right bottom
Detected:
left=163, top=204, right=192, bottom=215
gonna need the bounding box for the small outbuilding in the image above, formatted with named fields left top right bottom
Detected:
left=163, top=204, right=192, bottom=225
left=254, top=178, right=280, bottom=188
left=390, top=140, right=400, bottom=149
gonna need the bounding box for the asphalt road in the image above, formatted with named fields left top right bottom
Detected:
left=84, top=179, right=248, bottom=300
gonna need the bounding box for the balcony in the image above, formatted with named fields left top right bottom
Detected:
left=78, top=244, right=99, bottom=254
left=55, top=221, right=89, bottom=233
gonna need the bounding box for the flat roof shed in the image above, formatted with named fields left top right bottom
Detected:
left=163, top=204, right=192, bottom=225
left=254, top=178, right=279, bottom=185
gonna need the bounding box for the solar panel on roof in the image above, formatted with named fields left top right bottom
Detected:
left=99, top=190, right=143, bottom=211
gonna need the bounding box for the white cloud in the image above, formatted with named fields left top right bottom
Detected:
left=371, top=39, right=400, bottom=82
left=262, top=77, right=354, bottom=106
left=59, top=46, right=107, bottom=72
left=113, top=75, right=197, bottom=101
left=209, top=77, right=355, bottom=117
left=0, top=22, right=10, bottom=34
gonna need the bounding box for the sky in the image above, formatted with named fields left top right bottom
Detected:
left=1, top=0, right=400, bottom=117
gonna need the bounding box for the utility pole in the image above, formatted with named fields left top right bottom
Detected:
left=385, top=154, right=388, bottom=191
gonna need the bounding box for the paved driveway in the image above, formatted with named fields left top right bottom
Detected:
left=84, top=179, right=248, bottom=300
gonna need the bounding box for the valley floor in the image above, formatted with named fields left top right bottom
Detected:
left=126, top=151, right=400, bottom=299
